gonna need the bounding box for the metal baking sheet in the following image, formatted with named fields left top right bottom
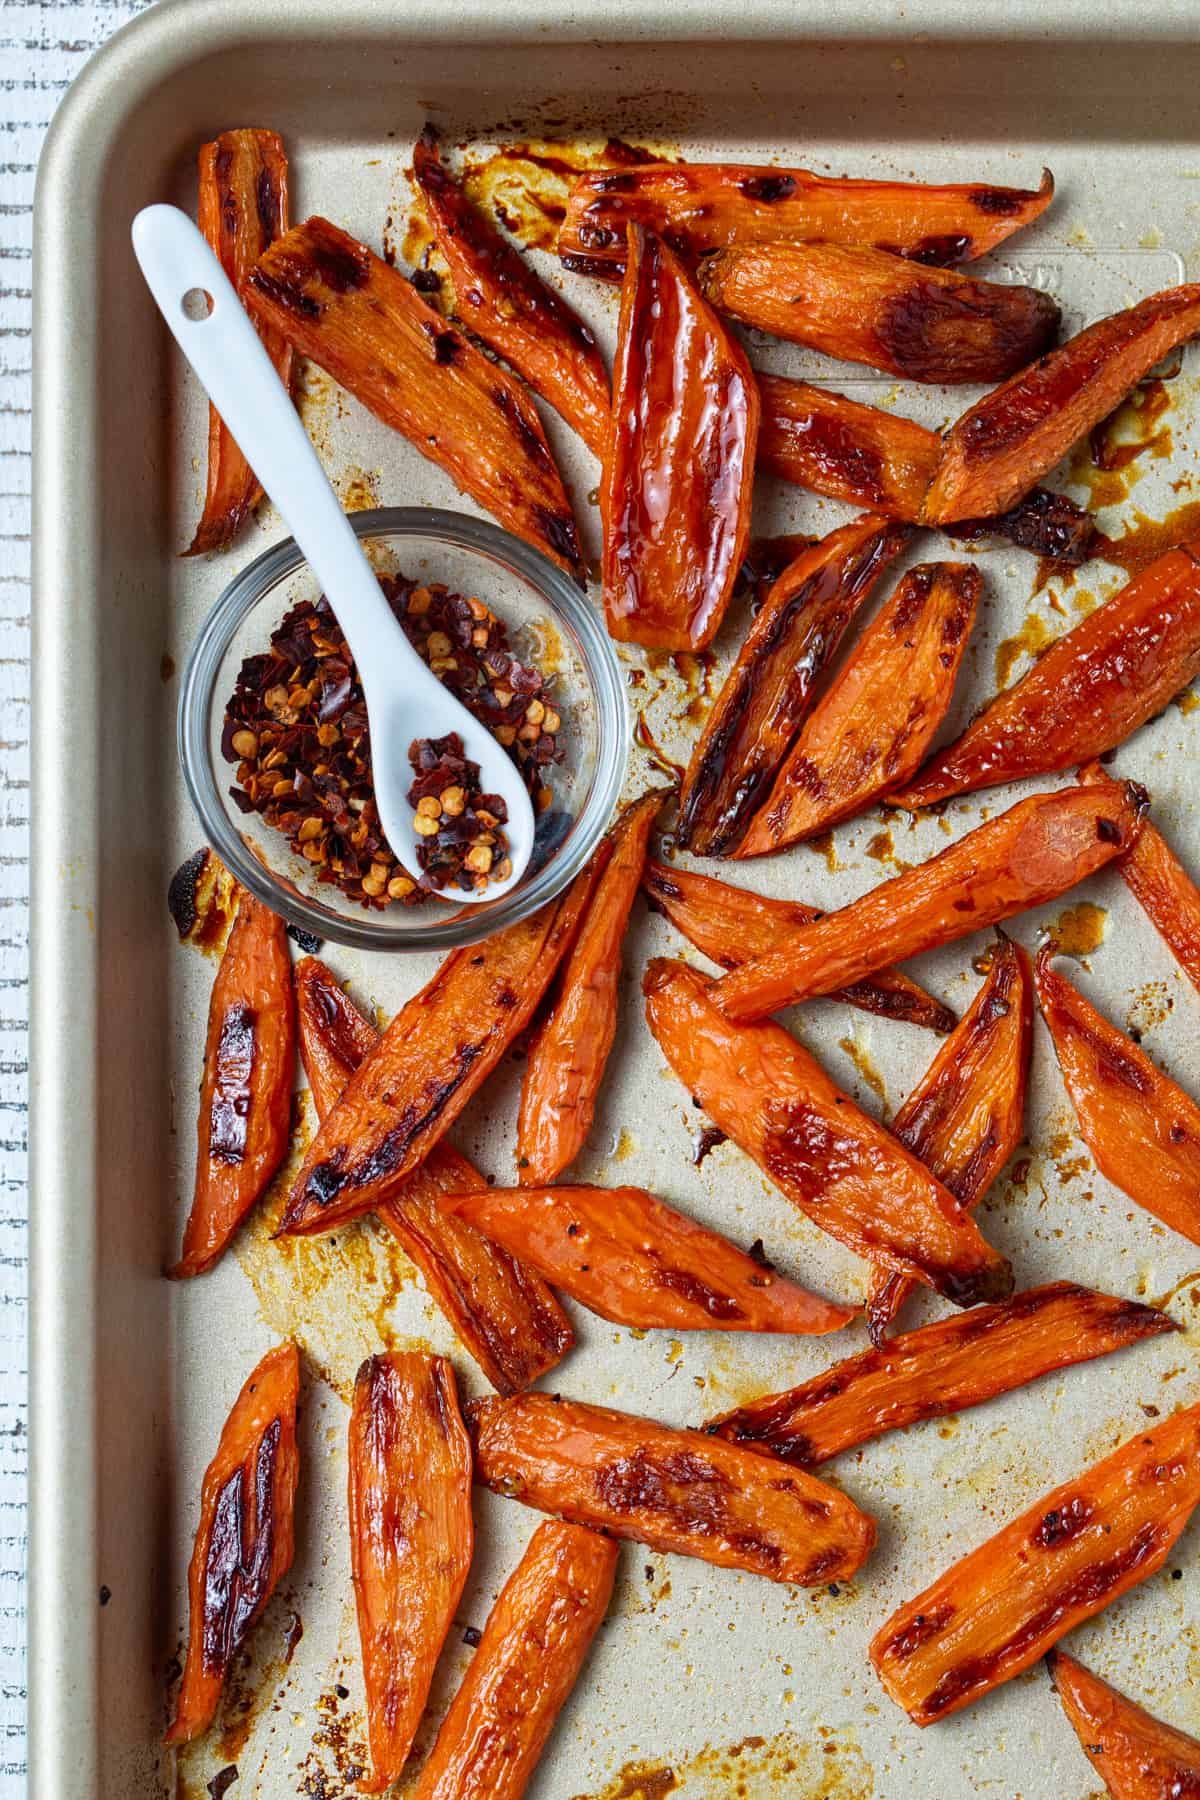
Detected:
left=31, top=3, right=1200, bottom=1795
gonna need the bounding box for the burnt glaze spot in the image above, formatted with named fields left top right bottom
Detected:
left=247, top=266, right=321, bottom=320
left=422, top=321, right=460, bottom=365
left=1097, top=816, right=1123, bottom=845
left=948, top=488, right=1099, bottom=565
left=655, top=1265, right=743, bottom=1320
left=255, top=166, right=281, bottom=244
left=209, top=1004, right=257, bottom=1165
left=577, top=220, right=620, bottom=250
left=876, top=280, right=1059, bottom=384
left=1032, top=1495, right=1094, bottom=1548
left=901, top=234, right=973, bottom=267
left=891, top=565, right=936, bottom=633
left=306, top=231, right=369, bottom=293
left=971, top=186, right=1027, bottom=216
left=491, top=385, right=552, bottom=473
left=692, top=1125, right=728, bottom=1169
left=201, top=1419, right=281, bottom=1676
left=883, top=1602, right=956, bottom=1661
left=310, top=980, right=369, bottom=1077
left=738, top=173, right=798, bottom=203
left=168, top=848, right=210, bottom=939
left=592, top=1448, right=787, bottom=1568
left=207, top=1767, right=240, bottom=1800
left=532, top=503, right=583, bottom=574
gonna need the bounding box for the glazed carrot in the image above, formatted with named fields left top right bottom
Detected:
left=439, top=1182, right=855, bottom=1334
left=294, top=955, right=379, bottom=1117
left=466, top=1392, right=876, bottom=1584
left=601, top=225, right=758, bottom=650
left=1035, top=945, right=1200, bottom=1247
left=924, top=281, right=1200, bottom=523
left=643, top=958, right=1012, bottom=1307
left=349, top=1352, right=473, bottom=1792
left=1050, top=1649, right=1200, bottom=1799
left=166, top=1343, right=300, bottom=1745
left=171, top=889, right=295, bottom=1278
left=710, top=1283, right=1175, bottom=1466
left=676, top=517, right=911, bottom=855
left=410, top=1520, right=616, bottom=1800
left=738, top=562, right=981, bottom=855
left=870, top=1402, right=1200, bottom=1725
left=643, top=860, right=956, bottom=1034
left=1081, top=762, right=1200, bottom=997
left=698, top=242, right=1058, bottom=384
left=245, top=218, right=584, bottom=581
left=558, top=162, right=1054, bottom=278
left=412, top=129, right=610, bottom=457
left=714, top=780, right=1147, bottom=1023
left=187, top=129, right=291, bottom=555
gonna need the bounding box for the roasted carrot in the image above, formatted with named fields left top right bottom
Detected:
left=675, top=517, right=911, bottom=855
left=166, top=1343, right=300, bottom=1745
left=245, top=217, right=584, bottom=581
left=698, top=242, right=1058, bottom=384
left=714, top=780, right=1147, bottom=1023
left=643, top=958, right=1012, bottom=1307
left=738, top=562, right=981, bottom=854
left=710, top=1283, right=1174, bottom=1466
left=187, top=129, right=291, bottom=555
left=412, top=129, right=610, bottom=457
left=558, top=162, right=1054, bottom=278
left=409, top=1520, right=616, bottom=1800
left=171, top=889, right=295, bottom=1279
left=601, top=225, right=758, bottom=651
left=439, top=1181, right=855, bottom=1334
left=870, top=1402, right=1200, bottom=1725
left=1050, top=1649, right=1200, bottom=1799
left=349, top=1352, right=473, bottom=1792
left=294, top=955, right=380, bottom=1118
left=1081, top=761, right=1200, bottom=997
left=467, top=1392, right=876, bottom=1584
left=1035, top=945, right=1200, bottom=1247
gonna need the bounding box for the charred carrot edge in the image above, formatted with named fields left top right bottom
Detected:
left=643, top=957, right=1012, bottom=1307
left=738, top=562, right=981, bottom=855
left=467, top=1392, right=876, bottom=1585
left=410, top=1520, right=617, bottom=1800
left=676, top=517, right=912, bottom=855
left=924, top=280, right=1200, bottom=523
left=440, top=1182, right=855, bottom=1334
left=166, top=1342, right=300, bottom=1745
left=558, top=162, right=1054, bottom=277
left=245, top=217, right=585, bottom=582
left=412, top=129, right=610, bottom=457
left=171, top=889, right=295, bottom=1279
left=601, top=225, right=759, bottom=651
left=697, top=242, right=1059, bottom=385
left=1080, top=760, right=1200, bottom=997
left=870, top=1402, right=1200, bottom=1725
left=187, top=129, right=292, bottom=555
left=1035, top=943, right=1200, bottom=1247
left=1049, top=1649, right=1200, bottom=1799
left=709, top=1282, right=1175, bottom=1466
left=294, top=955, right=380, bottom=1119
left=714, top=780, right=1148, bottom=1023
left=349, top=1352, right=473, bottom=1791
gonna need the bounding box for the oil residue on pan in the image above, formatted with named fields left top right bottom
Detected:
left=574, top=1728, right=874, bottom=1799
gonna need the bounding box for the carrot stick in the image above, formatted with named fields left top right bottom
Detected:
left=1081, top=760, right=1200, bottom=997
left=1049, top=1649, right=1200, bottom=1800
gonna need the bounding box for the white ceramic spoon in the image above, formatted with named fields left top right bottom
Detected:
left=131, top=202, right=534, bottom=903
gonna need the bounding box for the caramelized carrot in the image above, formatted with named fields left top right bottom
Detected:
left=643, top=958, right=1012, bottom=1307
left=187, top=129, right=291, bottom=555
left=412, top=129, right=610, bottom=457
left=1081, top=762, right=1200, bottom=997
left=1035, top=945, right=1200, bottom=1247
left=698, top=243, right=1058, bottom=384
left=245, top=218, right=584, bottom=581
left=710, top=1283, right=1174, bottom=1466
left=410, top=1520, right=616, bottom=1800
left=738, top=563, right=981, bottom=854
left=171, top=890, right=295, bottom=1279
left=294, top=955, right=379, bottom=1117
left=602, top=225, right=758, bottom=650
left=714, top=780, right=1147, bottom=1023
left=166, top=1343, right=300, bottom=1745
left=870, top=1402, right=1200, bottom=1725
left=676, top=518, right=911, bottom=855
left=1050, top=1649, right=1200, bottom=1799
left=466, top=1392, right=876, bottom=1584
left=349, top=1352, right=473, bottom=1792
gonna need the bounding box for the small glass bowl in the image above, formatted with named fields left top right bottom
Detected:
left=178, top=508, right=628, bottom=952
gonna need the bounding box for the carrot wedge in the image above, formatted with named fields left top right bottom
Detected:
left=869, top=1401, right=1200, bottom=1725
left=697, top=243, right=1058, bottom=384
left=349, top=1352, right=473, bottom=1792
left=171, top=889, right=295, bottom=1278
left=1081, top=761, right=1200, bottom=997
left=410, top=1520, right=616, bottom=1800
left=1050, top=1649, right=1200, bottom=1799
left=738, top=562, right=981, bottom=855
left=412, top=129, right=610, bottom=457
left=466, top=1392, right=875, bottom=1584
left=1035, top=944, right=1200, bottom=1247
left=714, top=780, right=1147, bottom=1023
left=676, top=517, right=912, bottom=855
left=439, top=1182, right=855, bottom=1334
left=709, top=1282, right=1175, bottom=1465
left=166, top=1343, right=300, bottom=1745
left=245, top=217, right=584, bottom=581
left=643, top=958, right=1012, bottom=1307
